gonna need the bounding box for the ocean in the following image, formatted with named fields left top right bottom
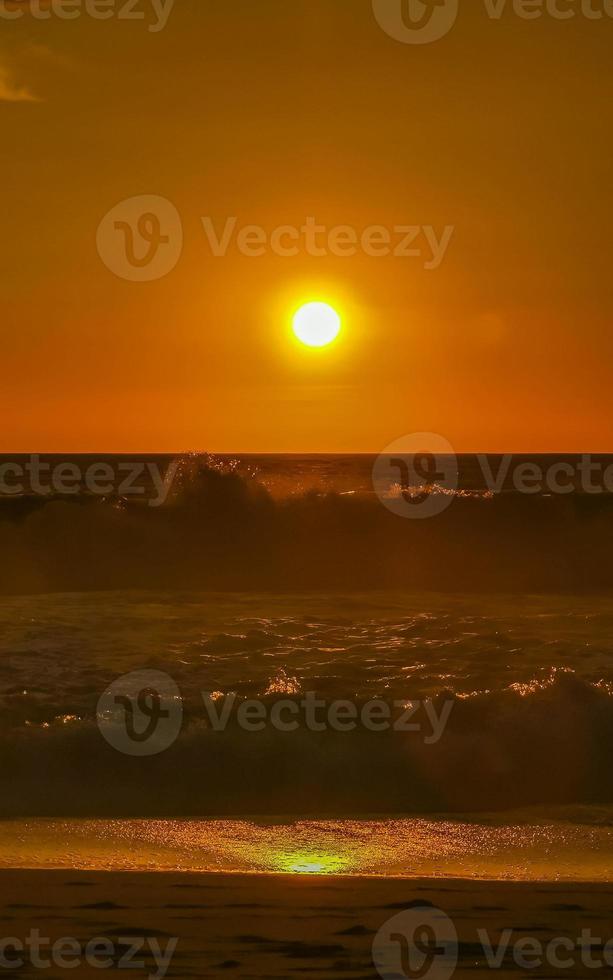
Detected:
left=2, top=454, right=613, bottom=877
left=1, top=590, right=613, bottom=821
left=1, top=452, right=613, bottom=594
left=3, top=452, right=613, bottom=497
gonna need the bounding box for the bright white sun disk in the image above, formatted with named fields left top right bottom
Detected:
left=292, top=302, right=341, bottom=348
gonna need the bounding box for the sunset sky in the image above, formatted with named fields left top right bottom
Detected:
left=2, top=0, right=612, bottom=452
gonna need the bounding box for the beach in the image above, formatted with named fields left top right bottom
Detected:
left=2, top=869, right=613, bottom=978
left=1, top=583, right=613, bottom=976
left=4, top=0, right=611, bottom=975
left=3, top=813, right=613, bottom=977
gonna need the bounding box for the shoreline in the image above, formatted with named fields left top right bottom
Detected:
left=2, top=867, right=613, bottom=886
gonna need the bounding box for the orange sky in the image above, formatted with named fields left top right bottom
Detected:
left=1, top=0, right=612, bottom=452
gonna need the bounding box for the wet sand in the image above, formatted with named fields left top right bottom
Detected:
left=1, top=870, right=612, bottom=978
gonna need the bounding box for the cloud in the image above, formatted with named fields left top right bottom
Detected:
left=0, top=66, right=40, bottom=103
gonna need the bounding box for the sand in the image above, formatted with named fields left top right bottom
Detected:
left=1, top=870, right=612, bottom=978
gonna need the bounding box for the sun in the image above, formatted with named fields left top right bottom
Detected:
left=292, top=302, right=342, bottom=348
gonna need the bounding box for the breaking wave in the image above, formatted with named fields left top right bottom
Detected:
left=2, top=670, right=613, bottom=817
left=1, top=455, right=613, bottom=593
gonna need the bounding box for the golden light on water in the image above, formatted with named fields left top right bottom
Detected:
left=2, top=817, right=612, bottom=881
left=268, top=850, right=352, bottom=875
left=292, top=302, right=342, bottom=348
left=290, top=862, right=327, bottom=874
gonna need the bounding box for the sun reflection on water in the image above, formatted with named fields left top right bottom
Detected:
left=264, top=849, right=353, bottom=875
left=1, top=816, right=613, bottom=880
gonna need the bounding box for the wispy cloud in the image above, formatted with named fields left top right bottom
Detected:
left=0, top=65, right=40, bottom=103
